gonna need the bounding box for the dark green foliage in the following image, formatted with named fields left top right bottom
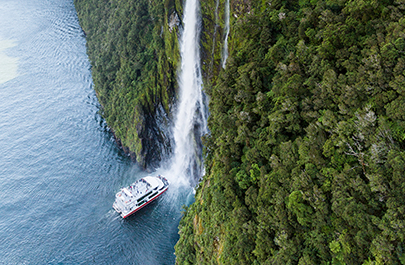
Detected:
left=74, top=0, right=181, bottom=167
left=176, top=0, right=405, bottom=264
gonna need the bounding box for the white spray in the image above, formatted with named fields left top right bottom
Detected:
left=222, top=0, right=230, bottom=68
left=168, top=0, right=207, bottom=186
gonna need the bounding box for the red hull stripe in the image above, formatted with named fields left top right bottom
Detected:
left=122, top=187, right=168, bottom=218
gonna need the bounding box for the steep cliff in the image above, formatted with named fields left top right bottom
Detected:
left=74, top=0, right=183, bottom=168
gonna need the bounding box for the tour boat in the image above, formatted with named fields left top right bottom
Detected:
left=113, top=175, right=169, bottom=218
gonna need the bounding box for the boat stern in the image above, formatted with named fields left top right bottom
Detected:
left=112, top=201, right=121, bottom=214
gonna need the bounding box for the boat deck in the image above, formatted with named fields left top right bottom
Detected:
left=124, top=179, right=151, bottom=198
left=113, top=175, right=169, bottom=218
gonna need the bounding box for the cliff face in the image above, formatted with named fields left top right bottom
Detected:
left=74, top=0, right=183, bottom=168
left=73, top=0, right=226, bottom=169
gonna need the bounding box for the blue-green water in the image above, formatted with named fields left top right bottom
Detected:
left=0, top=0, right=193, bottom=264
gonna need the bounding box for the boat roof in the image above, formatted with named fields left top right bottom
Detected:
left=144, top=176, right=162, bottom=188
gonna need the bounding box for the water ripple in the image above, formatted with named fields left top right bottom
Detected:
left=0, top=1, right=193, bottom=264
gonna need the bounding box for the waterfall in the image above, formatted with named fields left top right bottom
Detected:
left=222, top=0, right=230, bottom=68
left=169, top=0, right=207, bottom=186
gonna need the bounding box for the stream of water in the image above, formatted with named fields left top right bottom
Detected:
left=168, top=0, right=207, bottom=186
left=222, top=0, right=230, bottom=68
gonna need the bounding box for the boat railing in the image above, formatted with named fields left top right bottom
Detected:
left=157, top=175, right=169, bottom=187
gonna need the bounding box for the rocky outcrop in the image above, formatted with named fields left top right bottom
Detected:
left=168, top=11, right=180, bottom=33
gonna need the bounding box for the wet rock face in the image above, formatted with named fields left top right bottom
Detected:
left=168, top=11, right=180, bottom=32
left=113, top=104, right=174, bottom=170
left=140, top=106, right=174, bottom=170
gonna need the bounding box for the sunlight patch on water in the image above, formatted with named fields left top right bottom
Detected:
left=0, top=39, right=18, bottom=84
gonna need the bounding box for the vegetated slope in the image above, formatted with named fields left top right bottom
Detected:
left=175, top=0, right=405, bottom=264
left=74, top=0, right=182, bottom=167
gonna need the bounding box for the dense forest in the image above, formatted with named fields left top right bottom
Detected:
left=74, top=0, right=183, bottom=167
left=75, top=0, right=405, bottom=264
left=176, top=0, right=405, bottom=264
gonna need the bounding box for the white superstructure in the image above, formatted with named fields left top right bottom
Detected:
left=113, top=175, right=169, bottom=218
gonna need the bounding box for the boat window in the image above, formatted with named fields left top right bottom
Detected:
left=149, top=192, right=158, bottom=199
left=137, top=190, right=152, bottom=202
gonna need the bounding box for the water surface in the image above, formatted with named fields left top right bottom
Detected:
left=0, top=0, right=192, bottom=264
